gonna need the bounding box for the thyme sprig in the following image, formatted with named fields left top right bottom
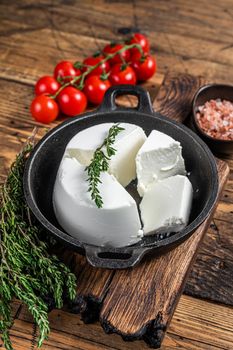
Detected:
left=0, top=140, right=77, bottom=350
left=86, top=123, right=125, bottom=208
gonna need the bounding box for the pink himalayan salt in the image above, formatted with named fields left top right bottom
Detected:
left=196, top=99, right=233, bottom=140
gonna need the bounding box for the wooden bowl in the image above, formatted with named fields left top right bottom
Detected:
left=192, top=84, right=233, bottom=154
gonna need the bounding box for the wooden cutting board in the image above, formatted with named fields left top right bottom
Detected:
left=53, top=73, right=229, bottom=348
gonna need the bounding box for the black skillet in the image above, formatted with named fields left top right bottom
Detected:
left=23, top=85, right=218, bottom=269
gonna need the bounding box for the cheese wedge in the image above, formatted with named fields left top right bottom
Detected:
left=136, top=130, right=186, bottom=196
left=53, top=157, right=142, bottom=248
left=140, top=175, right=193, bottom=235
left=66, top=123, right=147, bottom=187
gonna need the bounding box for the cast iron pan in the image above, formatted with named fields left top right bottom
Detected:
left=23, top=85, right=218, bottom=269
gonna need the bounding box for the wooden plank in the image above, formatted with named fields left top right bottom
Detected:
left=100, top=160, right=228, bottom=348
left=0, top=30, right=232, bottom=85
left=63, top=254, right=114, bottom=324
left=1, top=0, right=233, bottom=45
left=153, top=73, right=205, bottom=122
left=99, top=74, right=229, bottom=347
left=221, top=189, right=233, bottom=203
left=213, top=200, right=233, bottom=222
left=7, top=294, right=233, bottom=350
left=184, top=218, right=233, bottom=305
left=166, top=295, right=233, bottom=350
left=153, top=73, right=233, bottom=306
left=0, top=1, right=233, bottom=85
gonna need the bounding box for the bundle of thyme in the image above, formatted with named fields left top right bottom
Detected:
left=86, top=123, right=125, bottom=208
left=0, top=140, right=77, bottom=350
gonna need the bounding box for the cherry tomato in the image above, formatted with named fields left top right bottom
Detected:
left=75, top=68, right=82, bottom=77
left=57, top=86, right=87, bottom=116
left=131, top=54, right=156, bottom=81
left=35, top=76, right=60, bottom=96
left=82, top=56, right=110, bottom=77
left=103, top=43, right=131, bottom=65
left=130, top=50, right=143, bottom=61
left=109, top=64, right=137, bottom=85
left=54, top=61, right=76, bottom=82
left=84, top=75, right=111, bottom=105
left=129, top=33, right=150, bottom=56
left=30, top=95, right=59, bottom=124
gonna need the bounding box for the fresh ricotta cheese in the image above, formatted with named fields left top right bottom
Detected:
left=140, top=175, right=193, bottom=235
left=53, top=157, right=142, bottom=248
left=53, top=123, right=193, bottom=247
left=136, top=130, right=186, bottom=196
left=66, top=123, right=147, bottom=187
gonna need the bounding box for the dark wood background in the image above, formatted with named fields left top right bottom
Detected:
left=0, top=1, right=233, bottom=349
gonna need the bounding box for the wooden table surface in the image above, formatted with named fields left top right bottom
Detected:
left=0, top=1, right=233, bottom=349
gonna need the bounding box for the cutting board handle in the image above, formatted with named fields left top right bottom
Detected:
left=153, top=73, right=204, bottom=123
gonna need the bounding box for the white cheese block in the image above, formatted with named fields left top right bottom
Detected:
left=140, top=175, right=193, bottom=235
left=53, top=157, right=143, bottom=248
left=66, top=123, right=147, bottom=187
left=136, top=130, right=186, bottom=196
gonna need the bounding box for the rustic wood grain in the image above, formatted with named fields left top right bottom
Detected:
left=184, top=218, right=233, bottom=305
left=186, top=178, right=233, bottom=303
left=0, top=1, right=233, bottom=84
left=98, top=74, right=229, bottom=347
left=152, top=73, right=233, bottom=306
left=1, top=1, right=233, bottom=349
left=7, top=295, right=233, bottom=350
left=100, top=159, right=229, bottom=348
left=63, top=254, right=114, bottom=324
left=153, top=73, right=206, bottom=122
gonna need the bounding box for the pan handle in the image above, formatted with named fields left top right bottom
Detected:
left=98, top=84, right=154, bottom=114
left=85, top=245, right=146, bottom=269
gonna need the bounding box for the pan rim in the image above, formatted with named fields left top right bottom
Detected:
left=23, top=108, right=218, bottom=255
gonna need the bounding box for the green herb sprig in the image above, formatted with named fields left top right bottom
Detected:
left=0, top=139, right=77, bottom=350
left=86, top=123, right=125, bottom=208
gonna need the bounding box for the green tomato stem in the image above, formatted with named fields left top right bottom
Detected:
left=52, top=43, right=143, bottom=98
